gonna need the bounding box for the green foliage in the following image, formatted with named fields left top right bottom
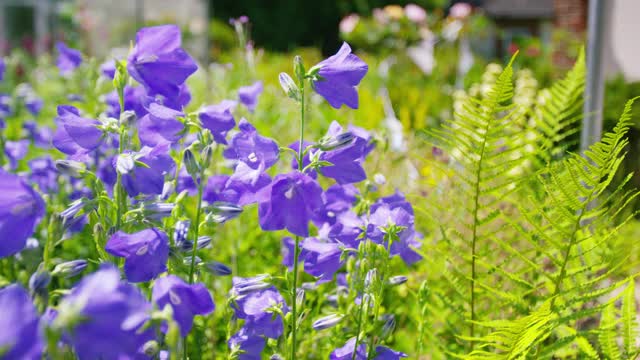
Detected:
left=418, top=53, right=640, bottom=359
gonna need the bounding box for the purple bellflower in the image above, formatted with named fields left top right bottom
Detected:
left=373, top=346, right=409, bottom=359
left=52, top=105, right=104, bottom=160
left=302, top=238, right=344, bottom=283
left=127, top=25, right=198, bottom=98
left=56, top=265, right=152, bottom=359
left=105, top=85, right=148, bottom=118
left=223, top=118, right=279, bottom=182
left=230, top=277, right=288, bottom=339
left=118, top=145, right=176, bottom=197
left=256, top=171, right=323, bottom=237
left=152, top=275, right=215, bottom=336
left=106, top=228, right=169, bottom=282
left=138, top=102, right=185, bottom=147
left=330, top=337, right=367, bottom=360
left=317, top=121, right=368, bottom=184
left=56, top=42, right=82, bottom=75
left=238, top=81, right=263, bottom=113
left=28, top=157, right=58, bottom=193
left=0, top=171, right=45, bottom=258
left=0, top=284, right=44, bottom=359
left=199, top=100, right=237, bottom=144
left=228, top=327, right=265, bottom=360
left=311, top=42, right=368, bottom=109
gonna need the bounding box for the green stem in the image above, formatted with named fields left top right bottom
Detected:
left=184, top=172, right=205, bottom=360
left=290, top=79, right=306, bottom=360
left=114, top=89, right=128, bottom=230
left=352, top=283, right=367, bottom=360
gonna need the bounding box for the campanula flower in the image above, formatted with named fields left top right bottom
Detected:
left=56, top=42, right=82, bottom=75
left=106, top=228, right=169, bottom=282
left=311, top=42, right=368, bottom=109
left=228, top=327, right=265, bottom=360
left=24, top=121, right=53, bottom=148
left=223, top=118, right=279, bottom=179
left=374, top=346, right=408, bottom=359
left=28, top=157, right=58, bottom=193
left=5, top=139, right=29, bottom=169
left=105, top=86, right=147, bottom=118
left=302, top=238, right=344, bottom=283
left=118, top=145, right=176, bottom=197
left=0, top=284, right=43, bottom=359
left=55, top=265, right=152, bottom=359
left=367, top=203, right=422, bottom=265
left=0, top=171, right=45, bottom=258
left=127, top=25, right=198, bottom=98
left=316, top=183, right=359, bottom=224
left=238, top=81, right=263, bottom=113
left=330, top=337, right=367, bottom=360
left=152, top=275, right=215, bottom=336
left=52, top=105, right=104, bottom=160
left=256, top=171, right=323, bottom=237
left=230, top=277, right=288, bottom=338
left=25, top=95, right=43, bottom=116
left=204, top=170, right=271, bottom=206
left=138, top=102, right=185, bottom=147
left=100, top=59, right=116, bottom=78
left=317, top=121, right=367, bottom=184
left=199, top=100, right=237, bottom=144
left=288, top=140, right=316, bottom=177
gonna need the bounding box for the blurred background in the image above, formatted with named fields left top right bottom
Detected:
left=2, top=0, right=640, bottom=189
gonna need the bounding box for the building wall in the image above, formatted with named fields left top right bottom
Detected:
left=602, top=0, right=640, bottom=81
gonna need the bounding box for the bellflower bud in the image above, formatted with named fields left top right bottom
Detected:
left=51, top=259, right=88, bottom=278
left=119, top=110, right=136, bottom=125
left=296, top=288, right=305, bottom=308
left=312, top=313, right=344, bottom=331
left=142, top=341, right=160, bottom=357
left=279, top=72, right=300, bottom=101
left=115, top=153, right=135, bottom=175
left=29, top=270, right=51, bottom=297
left=317, top=131, right=355, bottom=151
left=201, top=145, right=213, bottom=169
left=55, top=159, right=87, bottom=178
left=205, top=201, right=243, bottom=224
left=204, top=261, right=232, bottom=276
left=183, top=148, right=200, bottom=177
left=293, top=55, right=306, bottom=84
left=380, top=314, right=396, bottom=339
left=388, top=275, right=408, bottom=286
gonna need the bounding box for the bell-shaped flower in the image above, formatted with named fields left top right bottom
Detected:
left=230, top=277, right=288, bottom=339
left=317, top=121, right=368, bottom=184
left=256, top=171, right=323, bottom=237
left=373, top=346, right=408, bottom=359
left=302, top=238, right=344, bottom=283
left=127, top=25, right=198, bottom=98
left=238, top=81, right=263, bottom=113
left=152, top=275, right=215, bottom=336
left=228, top=327, right=265, bottom=360
left=56, top=42, right=82, bottom=75
left=0, top=171, right=45, bottom=258
left=224, top=118, right=279, bottom=175
left=106, top=228, right=169, bottom=282
left=55, top=265, right=152, bottom=359
left=330, top=337, right=367, bottom=360
left=0, top=284, right=43, bottom=359
left=138, top=102, right=185, bottom=147
left=118, top=145, right=176, bottom=197
left=311, top=42, right=368, bottom=109
left=52, top=105, right=104, bottom=160
left=199, top=100, right=237, bottom=144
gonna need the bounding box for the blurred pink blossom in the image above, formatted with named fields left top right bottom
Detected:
left=405, top=4, right=427, bottom=23
left=339, top=14, right=360, bottom=34
left=450, top=2, right=472, bottom=19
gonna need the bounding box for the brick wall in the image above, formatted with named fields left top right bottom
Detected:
left=554, top=0, right=588, bottom=32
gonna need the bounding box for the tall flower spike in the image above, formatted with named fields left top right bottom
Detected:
left=106, top=229, right=170, bottom=283
left=0, top=171, right=45, bottom=258
left=311, top=42, right=368, bottom=109
left=127, top=25, right=198, bottom=98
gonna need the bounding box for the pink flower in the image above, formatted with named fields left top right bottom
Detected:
left=405, top=4, right=427, bottom=23
left=450, top=2, right=472, bottom=19
left=339, top=14, right=360, bottom=34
